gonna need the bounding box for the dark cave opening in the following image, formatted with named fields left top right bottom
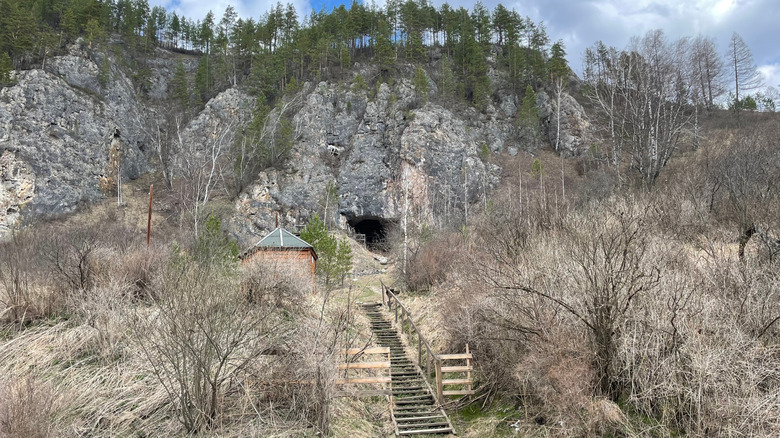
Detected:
left=348, top=217, right=393, bottom=251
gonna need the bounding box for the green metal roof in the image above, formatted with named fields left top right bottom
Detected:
left=256, top=228, right=313, bottom=249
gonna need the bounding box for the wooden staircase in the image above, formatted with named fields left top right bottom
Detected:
left=362, top=303, right=454, bottom=436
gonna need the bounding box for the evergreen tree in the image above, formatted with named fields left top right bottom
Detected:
left=438, top=55, right=456, bottom=100
left=170, top=59, right=189, bottom=108
left=518, top=85, right=539, bottom=147
left=300, top=213, right=352, bottom=286
left=413, top=65, right=429, bottom=103
left=0, top=52, right=15, bottom=86
left=97, top=56, right=111, bottom=87
left=334, top=237, right=353, bottom=285
left=193, top=212, right=239, bottom=267
left=194, top=55, right=210, bottom=104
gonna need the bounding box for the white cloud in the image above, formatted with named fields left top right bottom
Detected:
left=758, top=64, right=780, bottom=89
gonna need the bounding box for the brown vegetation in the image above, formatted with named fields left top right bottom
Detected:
left=432, top=115, right=780, bottom=436
left=0, top=180, right=370, bottom=437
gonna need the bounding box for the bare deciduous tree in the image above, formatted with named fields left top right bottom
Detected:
left=727, top=32, right=763, bottom=121
left=584, top=30, right=693, bottom=188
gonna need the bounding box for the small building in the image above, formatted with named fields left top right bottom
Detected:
left=240, top=227, right=317, bottom=292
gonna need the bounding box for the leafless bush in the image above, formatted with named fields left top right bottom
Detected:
left=75, top=279, right=133, bottom=361
left=39, top=224, right=101, bottom=295
left=241, top=257, right=312, bottom=307
left=133, top=255, right=292, bottom=433
left=0, top=230, right=62, bottom=324
left=114, top=245, right=170, bottom=298
left=260, top=287, right=360, bottom=435
left=0, top=376, right=58, bottom=438
left=406, top=233, right=460, bottom=291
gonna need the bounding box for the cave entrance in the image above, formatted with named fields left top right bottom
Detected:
left=348, top=217, right=393, bottom=252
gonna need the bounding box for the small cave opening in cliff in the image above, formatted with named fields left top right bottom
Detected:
left=348, top=217, right=394, bottom=252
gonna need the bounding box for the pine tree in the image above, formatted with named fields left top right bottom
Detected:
left=171, top=60, right=189, bottom=108
left=98, top=56, right=111, bottom=87
left=194, top=55, right=210, bottom=104
left=334, top=238, right=353, bottom=285
left=438, top=55, right=455, bottom=100
left=518, top=85, right=539, bottom=147
left=300, top=213, right=344, bottom=286
left=413, top=65, right=429, bottom=103
left=548, top=40, right=568, bottom=151
left=0, top=52, right=15, bottom=86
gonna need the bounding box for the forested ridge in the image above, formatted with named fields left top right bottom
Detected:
left=0, top=0, right=565, bottom=106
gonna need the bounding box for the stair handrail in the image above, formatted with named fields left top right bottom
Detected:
left=380, top=281, right=445, bottom=403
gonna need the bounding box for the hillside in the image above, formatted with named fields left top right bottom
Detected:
left=2, top=1, right=780, bottom=437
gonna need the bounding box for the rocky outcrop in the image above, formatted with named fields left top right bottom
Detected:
left=0, top=43, right=592, bottom=240
left=0, top=150, right=35, bottom=235
left=0, top=52, right=147, bottom=233
left=537, top=89, right=593, bottom=156
left=231, top=75, right=500, bottom=242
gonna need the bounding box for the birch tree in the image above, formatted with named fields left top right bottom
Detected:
left=584, top=30, right=692, bottom=189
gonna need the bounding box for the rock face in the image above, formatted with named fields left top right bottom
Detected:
left=537, top=89, right=592, bottom=156
left=0, top=44, right=592, bottom=240
left=0, top=150, right=35, bottom=235
left=0, top=55, right=147, bottom=229
left=232, top=75, right=501, bottom=243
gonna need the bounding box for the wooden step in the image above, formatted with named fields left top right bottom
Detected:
left=398, top=427, right=453, bottom=435
left=395, top=397, right=433, bottom=404
left=398, top=421, right=450, bottom=429
left=392, top=387, right=424, bottom=392
left=392, top=414, right=445, bottom=421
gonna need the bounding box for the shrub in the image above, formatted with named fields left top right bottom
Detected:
left=0, top=376, right=57, bottom=438
left=406, top=233, right=459, bottom=291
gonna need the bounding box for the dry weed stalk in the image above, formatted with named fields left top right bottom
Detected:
left=0, top=376, right=58, bottom=438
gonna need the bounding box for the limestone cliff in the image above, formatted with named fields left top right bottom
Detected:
left=0, top=47, right=148, bottom=231
left=0, top=46, right=592, bottom=240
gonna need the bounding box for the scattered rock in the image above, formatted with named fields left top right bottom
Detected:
left=374, top=255, right=389, bottom=265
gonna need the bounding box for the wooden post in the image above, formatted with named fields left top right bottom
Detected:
left=466, top=343, right=472, bottom=399
left=147, top=184, right=153, bottom=247
left=417, top=336, right=422, bottom=369
left=435, top=359, right=444, bottom=403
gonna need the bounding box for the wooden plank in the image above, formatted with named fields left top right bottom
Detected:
left=336, top=376, right=392, bottom=385
left=343, top=347, right=390, bottom=355
left=335, top=389, right=390, bottom=397
left=466, top=343, right=472, bottom=399
left=338, top=361, right=391, bottom=370
left=441, top=365, right=473, bottom=373
left=442, top=389, right=475, bottom=396
left=434, top=360, right=444, bottom=403
left=442, top=379, right=472, bottom=385
left=438, top=353, right=473, bottom=360
left=398, top=427, right=453, bottom=435
left=391, top=415, right=444, bottom=422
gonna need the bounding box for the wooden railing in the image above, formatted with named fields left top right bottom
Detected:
left=335, top=347, right=392, bottom=397
left=381, top=282, right=474, bottom=402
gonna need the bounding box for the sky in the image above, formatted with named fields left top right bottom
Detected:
left=151, top=0, right=780, bottom=93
